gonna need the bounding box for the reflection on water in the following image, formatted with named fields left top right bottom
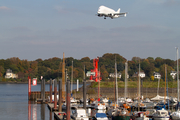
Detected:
left=28, top=101, right=54, bottom=120
left=0, top=84, right=82, bottom=120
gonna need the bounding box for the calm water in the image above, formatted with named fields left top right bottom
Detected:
left=0, top=83, right=83, bottom=120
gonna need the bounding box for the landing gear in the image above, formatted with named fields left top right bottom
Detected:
left=104, top=17, right=106, bottom=19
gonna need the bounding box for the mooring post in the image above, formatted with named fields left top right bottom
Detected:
left=54, top=79, right=58, bottom=110
left=66, top=80, right=70, bottom=120
left=43, top=79, right=45, bottom=103
left=41, top=103, right=45, bottom=120
left=41, top=78, right=43, bottom=100
left=83, top=79, right=86, bottom=109
left=28, top=76, right=31, bottom=100
left=50, top=78, right=52, bottom=103
left=59, top=79, right=62, bottom=112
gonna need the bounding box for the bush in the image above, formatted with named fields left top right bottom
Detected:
left=87, top=89, right=96, bottom=94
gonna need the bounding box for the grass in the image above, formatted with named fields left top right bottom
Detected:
left=90, top=80, right=178, bottom=88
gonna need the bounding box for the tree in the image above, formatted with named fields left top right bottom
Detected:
left=117, top=62, right=124, bottom=72
left=147, top=57, right=154, bottom=63
left=0, top=66, right=4, bottom=77
left=164, top=59, right=174, bottom=67
left=65, top=57, right=74, bottom=66
left=155, top=57, right=163, bottom=68
left=80, top=57, right=90, bottom=62
left=9, top=64, right=19, bottom=73
left=131, top=57, right=141, bottom=63
left=100, top=65, right=109, bottom=80
left=159, top=64, right=174, bottom=80
left=128, top=61, right=137, bottom=76
left=141, top=59, right=155, bottom=77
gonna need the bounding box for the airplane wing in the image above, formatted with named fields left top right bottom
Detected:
left=114, top=12, right=127, bottom=15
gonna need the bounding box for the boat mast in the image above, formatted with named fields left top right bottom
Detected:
left=125, top=61, right=128, bottom=100
left=138, top=60, right=141, bottom=111
left=115, top=56, right=118, bottom=105
left=164, top=64, right=167, bottom=105
left=62, top=52, right=65, bottom=100
left=177, top=48, right=179, bottom=102
left=71, top=60, right=73, bottom=94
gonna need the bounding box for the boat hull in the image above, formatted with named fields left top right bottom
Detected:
left=112, top=116, right=130, bottom=120
left=152, top=116, right=169, bottom=120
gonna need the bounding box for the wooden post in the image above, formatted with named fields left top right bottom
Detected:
left=54, top=79, right=58, bottom=110
left=50, top=79, right=52, bottom=103
left=43, top=79, right=45, bottom=103
left=59, top=79, right=62, bottom=112
left=41, top=78, right=43, bottom=100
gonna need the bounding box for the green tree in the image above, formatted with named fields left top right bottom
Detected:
left=155, top=57, right=163, bottom=68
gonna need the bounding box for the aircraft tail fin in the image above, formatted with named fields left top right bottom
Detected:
left=117, top=8, right=120, bottom=13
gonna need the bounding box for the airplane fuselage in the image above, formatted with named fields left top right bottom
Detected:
left=97, top=5, right=126, bottom=19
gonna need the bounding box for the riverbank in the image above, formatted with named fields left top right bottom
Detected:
left=2, top=80, right=178, bottom=100
left=75, top=84, right=178, bottom=100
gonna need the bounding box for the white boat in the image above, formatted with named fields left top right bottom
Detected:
left=100, top=97, right=109, bottom=103
left=118, top=97, right=126, bottom=103
left=135, top=112, right=149, bottom=120
left=97, top=103, right=106, bottom=110
left=71, top=108, right=89, bottom=120
left=152, top=108, right=170, bottom=120
left=171, top=110, right=180, bottom=120
left=70, top=97, right=78, bottom=103
left=143, top=98, right=152, bottom=103
left=91, top=101, right=106, bottom=110
left=151, top=95, right=165, bottom=101
left=170, top=97, right=178, bottom=103
left=126, top=98, right=133, bottom=103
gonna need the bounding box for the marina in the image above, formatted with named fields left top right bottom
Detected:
left=1, top=81, right=180, bottom=120
left=27, top=78, right=180, bottom=120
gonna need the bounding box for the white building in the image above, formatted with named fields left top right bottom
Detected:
left=139, top=72, right=145, bottom=78
left=170, top=71, right=176, bottom=79
left=86, top=71, right=95, bottom=77
left=132, top=72, right=145, bottom=78
left=153, top=72, right=161, bottom=79
left=109, top=72, right=122, bottom=78
left=5, top=69, right=18, bottom=79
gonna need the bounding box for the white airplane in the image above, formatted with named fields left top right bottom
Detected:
left=97, top=5, right=127, bottom=19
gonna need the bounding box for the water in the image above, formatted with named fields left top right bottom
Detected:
left=0, top=83, right=83, bottom=120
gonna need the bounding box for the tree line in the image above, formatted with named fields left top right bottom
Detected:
left=0, top=53, right=179, bottom=82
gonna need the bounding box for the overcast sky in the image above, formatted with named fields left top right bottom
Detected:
left=1, top=0, right=180, bottom=61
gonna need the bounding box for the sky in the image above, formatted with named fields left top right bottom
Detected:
left=1, top=0, right=180, bottom=61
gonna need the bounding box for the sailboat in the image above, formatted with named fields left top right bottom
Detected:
left=110, top=60, right=131, bottom=120
left=152, top=65, right=170, bottom=120
left=171, top=48, right=180, bottom=120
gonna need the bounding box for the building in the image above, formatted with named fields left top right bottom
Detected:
left=132, top=71, right=145, bottom=78
left=170, top=71, right=178, bottom=79
left=5, top=69, right=18, bottom=79
left=109, top=72, right=122, bottom=78
left=86, top=71, right=95, bottom=77
left=153, top=72, right=161, bottom=79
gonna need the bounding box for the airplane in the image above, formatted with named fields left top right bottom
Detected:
left=97, top=5, right=127, bottom=19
